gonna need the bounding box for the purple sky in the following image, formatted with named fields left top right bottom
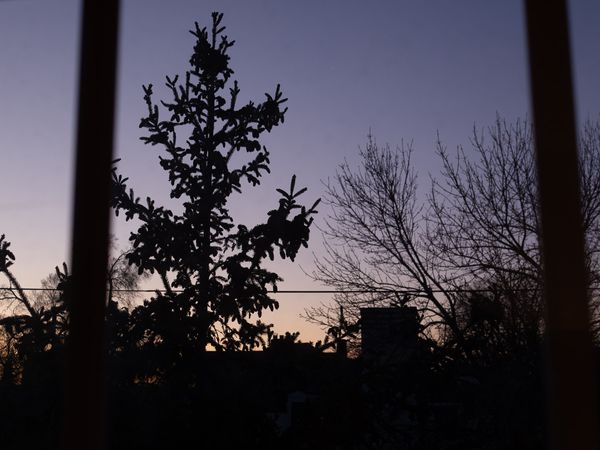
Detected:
left=1, top=0, right=599, bottom=341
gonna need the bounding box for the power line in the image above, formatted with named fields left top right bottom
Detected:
left=0, top=286, right=402, bottom=294
left=0, top=286, right=578, bottom=294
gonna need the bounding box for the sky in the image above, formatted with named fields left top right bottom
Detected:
left=0, top=0, right=599, bottom=342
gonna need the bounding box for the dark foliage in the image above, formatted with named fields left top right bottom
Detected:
left=111, top=12, right=318, bottom=359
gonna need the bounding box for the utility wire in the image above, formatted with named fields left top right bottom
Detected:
left=0, top=286, right=576, bottom=294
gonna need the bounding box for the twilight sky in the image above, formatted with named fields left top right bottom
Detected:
left=1, top=0, right=599, bottom=341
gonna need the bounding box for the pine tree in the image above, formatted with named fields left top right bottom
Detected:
left=111, top=12, right=318, bottom=356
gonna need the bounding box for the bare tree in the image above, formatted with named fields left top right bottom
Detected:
left=308, top=135, right=465, bottom=348
left=579, top=120, right=600, bottom=336
left=429, top=119, right=540, bottom=287
left=308, top=118, right=600, bottom=352
left=430, top=118, right=600, bottom=341
left=106, top=242, right=150, bottom=309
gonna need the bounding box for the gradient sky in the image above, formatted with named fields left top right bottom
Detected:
left=1, top=0, right=599, bottom=341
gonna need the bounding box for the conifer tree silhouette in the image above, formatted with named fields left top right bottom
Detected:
left=112, top=12, right=318, bottom=356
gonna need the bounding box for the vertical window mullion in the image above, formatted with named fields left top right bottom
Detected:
left=525, top=1, right=600, bottom=449
left=62, top=1, right=120, bottom=449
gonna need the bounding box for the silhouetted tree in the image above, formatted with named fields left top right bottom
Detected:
left=307, top=118, right=600, bottom=353
left=105, top=242, right=151, bottom=309
left=0, top=233, right=145, bottom=383
left=0, top=235, right=39, bottom=323
left=0, top=235, right=70, bottom=383
left=111, top=12, right=318, bottom=358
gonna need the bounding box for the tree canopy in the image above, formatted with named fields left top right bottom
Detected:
left=111, top=12, right=318, bottom=355
left=308, top=118, right=600, bottom=357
